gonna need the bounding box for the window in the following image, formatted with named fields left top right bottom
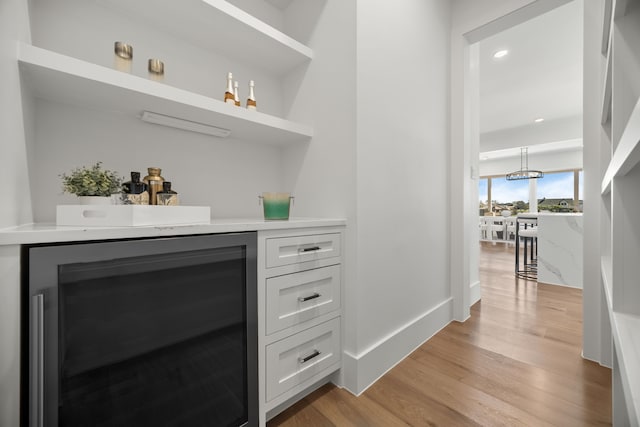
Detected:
left=537, top=170, right=582, bottom=212
left=479, top=177, right=488, bottom=214
left=478, top=168, right=583, bottom=214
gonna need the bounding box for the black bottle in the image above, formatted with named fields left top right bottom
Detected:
left=156, top=181, right=178, bottom=206
left=122, top=172, right=149, bottom=205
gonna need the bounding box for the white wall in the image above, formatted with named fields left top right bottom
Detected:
left=30, top=98, right=284, bottom=221
left=0, top=0, right=32, bottom=228
left=340, top=0, right=453, bottom=394
left=480, top=115, right=583, bottom=152
left=582, top=1, right=605, bottom=364
left=479, top=148, right=583, bottom=176
left=0, top=0, right=32, bottom=425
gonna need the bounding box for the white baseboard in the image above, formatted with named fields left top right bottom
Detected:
left=470, top=280, right=481, bottom=306
left=341, top=298, right=453, bottom=396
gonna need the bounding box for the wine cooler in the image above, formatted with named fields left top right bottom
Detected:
left=23, top=233, right=257, bottom=427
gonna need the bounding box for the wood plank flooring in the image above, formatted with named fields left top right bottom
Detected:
left=268, top=242, right=612, bottom=426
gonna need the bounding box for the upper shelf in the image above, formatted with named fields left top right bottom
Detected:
left=18, top=43, right=313, bottom=146
left=601, top=96, right=640, bottom=194
left=97, top=0, right=313, bottom=75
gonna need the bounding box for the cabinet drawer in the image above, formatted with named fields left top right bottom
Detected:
left=265, top=317, right=340, bottom=402
left=266, top=265, right=341, bottom=335
left=265, top=233, right=341, bottom=268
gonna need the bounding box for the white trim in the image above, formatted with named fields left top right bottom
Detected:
left=470, top=280, right=481, bottom=306
left=341, top=298, right=453, bottom=396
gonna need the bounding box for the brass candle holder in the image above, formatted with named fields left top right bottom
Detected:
left=113, top=42, right=133, bottom=73
left=148, top=59, right=165, bottom=82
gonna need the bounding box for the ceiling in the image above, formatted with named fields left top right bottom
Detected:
left=478, top=0, right=583, bottom=157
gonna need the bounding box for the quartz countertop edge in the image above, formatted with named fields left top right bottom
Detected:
left=0, top=218, right=347, bottom=245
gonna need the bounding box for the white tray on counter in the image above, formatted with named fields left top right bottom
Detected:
left=56, top=205, right=211, bottom=227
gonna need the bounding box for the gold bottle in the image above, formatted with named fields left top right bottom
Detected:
left=143, top=167, right=164, bottom=205
left=224, top=72, right=235, bottom=104
left=246, top=80, right=257, bottom=110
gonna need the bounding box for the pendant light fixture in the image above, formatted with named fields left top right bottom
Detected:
left=506, top=147, right=544, bottom=180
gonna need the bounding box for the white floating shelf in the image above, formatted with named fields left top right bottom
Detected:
left=97, top=0, right=313, bottom=75
left=18, top=44, right=313, bottom=146
left=611, top=311, right=640, bottom=425
left=601, top=97, right=640, bottom=193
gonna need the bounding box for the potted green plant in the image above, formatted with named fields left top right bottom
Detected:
left=60, top=162, right=123, bottom=204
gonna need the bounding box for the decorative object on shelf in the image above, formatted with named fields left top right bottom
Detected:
left=224, top=72, right=235, bottom=104
left=148, top=59, right=164, bottom=81
left=157, top=181, right=179, bottom=206
left=506, top=147, right=544, bottom=180
left=259, top=192, right=293, bottom=220
left=143, top=167, right=165, bottom=205
left=122, top=171, right=149, bottom=205
left=113, top=41, right=133, bottom=73
left=247, top=80, right=257, bottom=110
left=234, top=81, right=241, bottom=106
left=60, top=162, right=123, bottom=203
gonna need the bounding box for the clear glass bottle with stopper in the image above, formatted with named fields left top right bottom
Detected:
left=246, top=80, right=257, bottom=110
left=224, top=72, right=235, bottom=105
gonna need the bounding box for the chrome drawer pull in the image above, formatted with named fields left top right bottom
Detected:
left=298, top=246, right=321, bottom=253
left=298, top=293, right=321, bottom=302
left=298, top=350, right=321, bottom=364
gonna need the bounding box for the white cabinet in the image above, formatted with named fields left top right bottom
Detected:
left=599, top=0, right=640, bottom=424
left=265, top=317, right=340, bottom=401
left=265, top=232, right=341, bottom=267
left=265, top=264, right=341, bottom=335
left=258, top=227, right=343, bottom=423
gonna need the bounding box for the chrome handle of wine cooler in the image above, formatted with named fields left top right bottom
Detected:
left=32, top=294, right=44, bottom=427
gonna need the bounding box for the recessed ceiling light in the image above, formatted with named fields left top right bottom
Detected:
left=493, top=49, right=509, bottom=59
left=534, top=118, right=544, bottom=123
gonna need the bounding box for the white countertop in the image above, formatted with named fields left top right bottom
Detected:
left=0, top=218, right=346, bottom=245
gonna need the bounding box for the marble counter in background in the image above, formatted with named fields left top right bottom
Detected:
left=537, top=213, right=583, bottom=288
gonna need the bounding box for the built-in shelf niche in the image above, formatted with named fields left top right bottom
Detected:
left=97, top=0, right=313, bottom=76
left=600, top=0, right=640, bottom=423
left=18, top=43, right=313, bottom=146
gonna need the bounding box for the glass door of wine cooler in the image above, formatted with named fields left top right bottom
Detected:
left=24, top=233, right=257, bottom=427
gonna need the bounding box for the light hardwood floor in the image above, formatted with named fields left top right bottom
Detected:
left=268, top=242, right=612, bottom=426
